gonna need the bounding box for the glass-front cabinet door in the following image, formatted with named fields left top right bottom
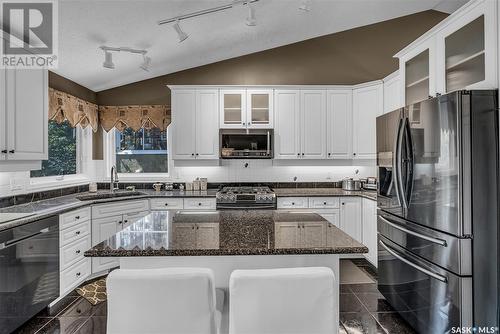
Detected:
left=435, top=0, right=496, bottom=93
left=220, top=89, right=246, bottom=128
left=405, top=49, right=430, bottom=105
left=246, top=89, right=273, bottom=128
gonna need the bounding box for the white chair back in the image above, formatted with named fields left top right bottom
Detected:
left=229, top=267, right=337, bottom=334
left=107, top=267, right=219, bottom=334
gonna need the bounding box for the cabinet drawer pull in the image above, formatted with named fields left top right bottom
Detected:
left=8, top=150, right=14, bottom=154
left=1, top=150, right=6, bottom=154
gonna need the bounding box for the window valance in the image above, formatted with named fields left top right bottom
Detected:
left=49, top=88, right=99, bottom=131
left=98, top=105, right=171, bottom=132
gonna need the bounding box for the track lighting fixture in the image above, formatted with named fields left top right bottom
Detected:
left=173, top=19, right=189, bottom=42
left=299, top=0, right=311, bottom=12
left=100, top=46, right=151, bottom=71
left=140, top=55, right=152, bottom=71
left=102, top=51, right=115, bottom=69
left=246, top=2, right=256, bottom=26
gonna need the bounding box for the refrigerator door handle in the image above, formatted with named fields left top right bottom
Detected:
left=379, top=240, right=448, bottom=283
left=402, top=117, right=414, bottom=207
left=379, top=216, right=447, bottom=246
left=393, top=117, right=406, bottom=208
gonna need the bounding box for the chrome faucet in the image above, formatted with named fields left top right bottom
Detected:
left=110, top=166, right=119, bottom=192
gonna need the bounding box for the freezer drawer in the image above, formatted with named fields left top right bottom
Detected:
left=377, top=211, right=471, bottom=275
left=378, top=235, right=472, bottom=333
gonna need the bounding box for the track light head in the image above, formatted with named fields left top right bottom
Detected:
left=102, top=51, right=115, bottom=69
left=246, top=3, right=256, bottom=26
left=140, top=55, right=152, bottom=71
left=173, top=19, right=188, bottom=42
left=299, top=0, right=311, bottom=11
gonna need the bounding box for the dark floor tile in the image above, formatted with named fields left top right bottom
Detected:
left=355, top=292, right=399, bottom=313
left=39, top=296, right=79, bottom=317
left=12, top=316, right=53, bottom=334
left=340, top=312, right=386, bottom=334
left=339, top=321, right=349, bottom=334
left=339, top=293, right=368, bottom=313
left=36, top=316, right=90, bottom=334
left=340, top=284, right=352, bottom=293
left=58, top=298, right=95, bottom=318
left=372, top=312, right=417, bottom=334
left=74, top=316, right=107, bottom=334
left=349, top=283, right=380, bottom=293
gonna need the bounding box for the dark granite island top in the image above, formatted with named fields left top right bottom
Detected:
left=85, top=210, right=368, bottom=257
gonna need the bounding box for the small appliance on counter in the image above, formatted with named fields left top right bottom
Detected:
left=165, top=182, right=174, bottom=191
left=361, top=177, right=377, bottom=190
left=342, top=178, right=361, bottom=191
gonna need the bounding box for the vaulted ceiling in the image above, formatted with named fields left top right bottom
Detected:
left=55, top=0, right=467, bottom=92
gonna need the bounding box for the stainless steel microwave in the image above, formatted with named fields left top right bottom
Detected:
left=220, top=129, right=273, bottom=159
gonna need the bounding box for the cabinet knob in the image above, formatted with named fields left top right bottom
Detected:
left=76, top=250, right=81, bottom=254
left=192, top=226, right=195, bottom=230
left=165, top=203, right=169, bottom=206
left=196, top=226, right=199, bottom=230
left=118, top=221, right=123, bottom=224
left=124, top=220, right=128, bottom=223
left=1, top=150, right=6, bottom=154
left=198, top=202, right=202, bottom=206
left=342, top=202, right=345, bottom=205
left=242, top=122, right=246, bottom=126
left=248, top=122, right=252, bottom=125
left=75, top=231, right=81, bottom=235
left=196, top=153, right=199, bottom=156
left=8, top=150, right=14, bottom=154
left=297, top=153, right=300, bottom=156
left=76, top=272, right=81, bottom=277
left=291, top=202, right=295, bottom=205
left=353, top=153, right=356, bottom=156
left=191, top=153, right=195, bottom=156
left=75, top=216, right=80, bottom=219
left=301, top=153, right=304, bottom=156
left=323, top=202, right=327, bottom=205
left=328, top=153, right=331, bottom=156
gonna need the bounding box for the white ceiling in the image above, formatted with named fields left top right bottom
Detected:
left=55, top=0, right=467, bottom=92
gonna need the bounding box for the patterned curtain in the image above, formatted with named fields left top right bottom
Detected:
left=98, top=105, right=171, bottom=132
left=48, top=88, right=99, bottom=131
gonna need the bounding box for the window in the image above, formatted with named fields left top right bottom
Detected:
left=31, top=120, right=77, bottom=178
left=115, top=128, right=168, bottom=173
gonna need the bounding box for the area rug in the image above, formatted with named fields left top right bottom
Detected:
left=340, top=260, right=376, bottom=284
left=76, top=277, right=107, bottom=305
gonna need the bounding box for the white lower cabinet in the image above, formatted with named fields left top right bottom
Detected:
left=171, top=222, right=219, bottom=249
left=277, top=197, right=309, bottom=209
left=183, top=198, right=216, bottom=210
left=339, top=197, right=362, bottom=243
left=150, top=198, right=184, bottom=210
left=362, top=198, right=377, bottom=267
left=275, top=221, right=327, bottom=248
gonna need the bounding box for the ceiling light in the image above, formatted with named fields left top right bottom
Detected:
left=246, top=2, right=256, bottom=26
left=103, top=51, right=115, bottom=69
left=140, top=55, right=152, bottom=71
left=299, top=0, right=311, bottom=11
left=173, top=19, right=188, bottom=42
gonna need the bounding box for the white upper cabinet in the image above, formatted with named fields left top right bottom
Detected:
left=300, top=90, right=326, bottom=159
left=436, top=0, right=497, bottom=93
left=352, top=83, right=383, bottom=160
left=220, top=89, right=273, bottom=129
left=383, top=71, right=403, bottom=114
left=396, top=0, right=497, bottom=104
left=274, top=89, right=301, bottom=159
left=171, top=89, right=219, bottom=160
left=195, top=89, right=219, bottom=159
left=326, top=89, right=352, bottom=159
left=0, top=69, right=5, bottom=162
left=1, top=69, right=48, bottom=162
left=274, top=89, right=326, bottom=159
left=246, top=89, right=274, bottom=129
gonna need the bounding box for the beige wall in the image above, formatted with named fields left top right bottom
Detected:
left=96, top=10, right=447, bottom=106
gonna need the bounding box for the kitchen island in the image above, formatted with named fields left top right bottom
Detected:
left=85, top=210, right=367, bottom=287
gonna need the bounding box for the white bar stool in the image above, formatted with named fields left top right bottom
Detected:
left=107, top=267, right=223, bottom=334
left=229, top=267, right=337, bottom=334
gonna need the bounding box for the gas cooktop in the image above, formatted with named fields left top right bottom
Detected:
left=216, top=186, right=276, bottom=209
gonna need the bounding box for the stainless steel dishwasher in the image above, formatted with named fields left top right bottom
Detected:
left=0, top=216, right=59, bottom=334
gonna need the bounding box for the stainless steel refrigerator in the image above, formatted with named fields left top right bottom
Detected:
left=376, top=90, right=499, bottom=333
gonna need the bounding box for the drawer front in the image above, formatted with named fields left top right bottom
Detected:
left=60, top=235, right=91, bottom=271
left=123, top=210, right=149, bottom=229
left=60, top=207, right=91, bottom=230
left=60, top=220, right=91, bottom=247
left=60, top=257, right=91, bottom=295
left=92, top=200, right=149, bottom=219
left=183, top=198, right=216, bottom=210
left=150, top=198, right=184, bottom=210
left=309, top=197, right=340, bottom=209
left=277, top=197, right=309, bottom=209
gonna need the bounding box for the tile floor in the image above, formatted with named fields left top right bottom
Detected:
left=15, top=260, right=416, bottom=334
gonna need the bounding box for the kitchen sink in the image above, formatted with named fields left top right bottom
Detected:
left=76, top=191, right=145, bottom=201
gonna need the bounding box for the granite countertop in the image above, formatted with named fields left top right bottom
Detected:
left=85, top=210, right=368, bottom=257
left=0, top=188, right=376, bottom=232
left=273, top=188, right=377, bottom=200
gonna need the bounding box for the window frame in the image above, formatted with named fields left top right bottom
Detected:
left=29, top=125, right=91, bottom=190
left=105, top=128, right=171, bottom=181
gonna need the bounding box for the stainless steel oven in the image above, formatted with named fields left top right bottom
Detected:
left=220, top=129, right=273, bottom=159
